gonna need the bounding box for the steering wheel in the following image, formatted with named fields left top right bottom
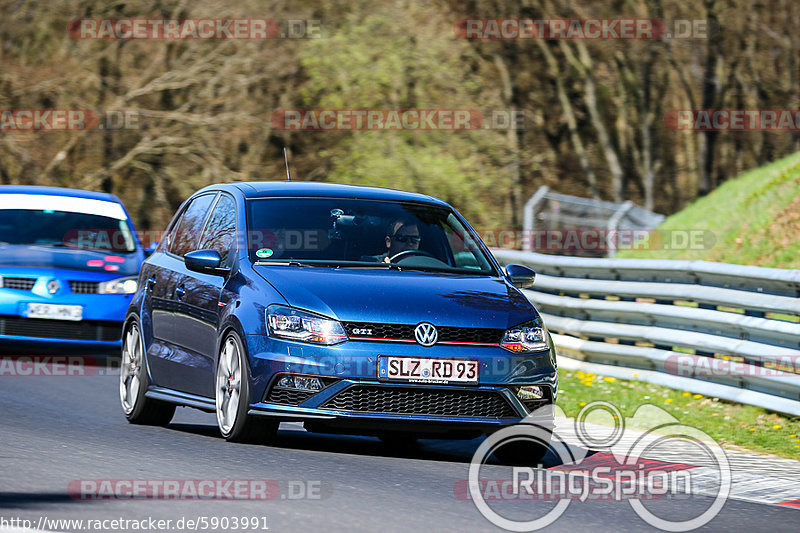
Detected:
left=388, top=249, right=437, bottom=263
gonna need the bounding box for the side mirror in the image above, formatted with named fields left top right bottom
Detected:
left=185, top=249, right=230, bottom=276
left=144, top=241, right=159, bottom=258
left=505, top=264, right=536, bottom=289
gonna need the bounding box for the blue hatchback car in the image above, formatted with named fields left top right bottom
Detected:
left=121, top=182, right=557, bottom=449
left=0, top=186, right=144, bottom=353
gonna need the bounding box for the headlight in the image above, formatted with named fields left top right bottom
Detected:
left=98, top=276, right=138, bottom=294
left=501, top=320, right=550, bottom=353
left=266, top=305, right=348, bottom=345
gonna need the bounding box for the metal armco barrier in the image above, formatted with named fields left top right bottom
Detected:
left=492, top=249, right=800, bottom=416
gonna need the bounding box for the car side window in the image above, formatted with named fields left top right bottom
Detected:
left=198, top=195, right=237, bottom=266
left=168, top=194, right=216, bottom=257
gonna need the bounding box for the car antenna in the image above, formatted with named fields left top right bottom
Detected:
left=283, top=147, right=292, bottom=181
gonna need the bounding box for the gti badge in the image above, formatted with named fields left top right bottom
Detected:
left=47, top=279, right=61, bottom=295
left=414, top=322, right=438, bottom=347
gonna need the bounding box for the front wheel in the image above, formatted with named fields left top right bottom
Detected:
left=489, top=432, right=552, bottom=466
left=119, top=320, right=175, bottom=425
left=215, top=331, right=278, bottom=443
left=379, top=432, right=418, bottom=451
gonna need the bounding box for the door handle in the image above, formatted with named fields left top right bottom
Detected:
left=146, top=277, right=156, bottom=291
left=175, top=286, right=186, bottom=299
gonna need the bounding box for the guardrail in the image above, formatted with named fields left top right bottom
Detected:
left=491, top=249, right=800, bottom=416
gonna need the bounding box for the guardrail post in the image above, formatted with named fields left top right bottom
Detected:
left=606, top=200, right=634, bottom=258
left=522, top=185, right=550, bottom=252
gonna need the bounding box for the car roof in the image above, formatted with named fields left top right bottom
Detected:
left=196, top=181, right=450, bottom=206
left=0, top=185, right=122, bottom=203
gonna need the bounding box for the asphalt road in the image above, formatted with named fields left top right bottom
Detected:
left=0, top=360, right=797, bottom=533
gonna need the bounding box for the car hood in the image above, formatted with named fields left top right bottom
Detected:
left=0, top=243, right=141, bottom=276
left=253, top=266, right=537, bottom=329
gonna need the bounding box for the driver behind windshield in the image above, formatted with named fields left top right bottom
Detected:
left=373, top=217, right=421, bottom=263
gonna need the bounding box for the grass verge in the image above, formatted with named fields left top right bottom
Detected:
left=617, top=151, right=800, bottom=268
left=556, top=370, right=800, bottom=460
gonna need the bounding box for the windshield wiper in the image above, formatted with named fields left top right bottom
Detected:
left=390, top=265, right=492, bottom=275
left=255, top=259, right=402, bottom=270
left=255, top=260, right=315, bottom=267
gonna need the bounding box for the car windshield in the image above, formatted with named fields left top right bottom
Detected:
left=0, top=206, right=136, bottom=253
left=246, top=197, right=497, bottom=275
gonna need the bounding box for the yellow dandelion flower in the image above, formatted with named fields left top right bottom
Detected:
left=692, top=394, right=703, bottom=399
left=664, top=398, right=673, bottom=403
left=772, top=424, right=782, bottom=429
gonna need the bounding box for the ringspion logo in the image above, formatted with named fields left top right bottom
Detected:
left=467, top=402, right=731, bottom=531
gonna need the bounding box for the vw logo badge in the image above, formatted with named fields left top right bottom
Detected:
left=47, top=279, right=61, bottom=295
left=414, top=322, right=438, bottom=347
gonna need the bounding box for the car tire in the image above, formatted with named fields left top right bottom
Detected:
left=489, top=433, right=551, bottom=466
left=215, top=331, right=278, bottom=443
left=379, top=432, right=418, bottom=450
left=120, top=320, right=176, bottom=426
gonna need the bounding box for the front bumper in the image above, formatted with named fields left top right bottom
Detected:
left=0, top=268, right=133, bottom=352
left=244, top=334, right=558, bottom=430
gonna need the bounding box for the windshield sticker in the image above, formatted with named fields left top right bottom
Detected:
left=256, top=248, right=274, bottom=259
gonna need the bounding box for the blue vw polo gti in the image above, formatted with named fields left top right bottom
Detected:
left=0, top=186, right=145, bottom=353
left=121, top=182, right=556, bottom=449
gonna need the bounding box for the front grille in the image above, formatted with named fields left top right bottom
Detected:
left=344, top=322, right=415, bottom=340
left=321, top=385, right=519, bottom=418
left=1, top=277, right=37, bottom=291
left=438, top=326, right=504, bottom=344
left=0, top=316, right=121, bottom=341
left=343, top=322, right=504, bottom=345
left=69, top=280, right=100, bottom=294
left=265, top=388, right=316, bottom=406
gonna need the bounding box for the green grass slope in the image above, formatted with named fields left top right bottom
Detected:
left=618, top=151, right=800, bottom=268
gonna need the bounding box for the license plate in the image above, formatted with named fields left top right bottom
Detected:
left=25, top=303, right=83, bottom=321
left=378, top=356, right=479, bottom=384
